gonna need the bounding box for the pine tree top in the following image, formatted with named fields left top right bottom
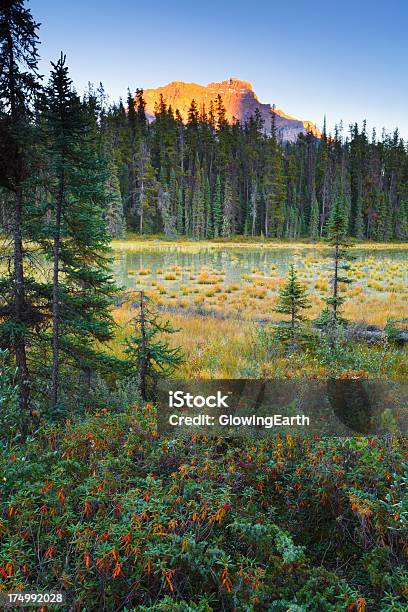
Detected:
left=327, top=197, right=350, bottom=246
left=274, top=264, right=310, bottom=320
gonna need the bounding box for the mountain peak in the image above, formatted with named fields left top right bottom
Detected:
left=213, top=78, right=254, bottom=91
left=142, top=79, right=319, bottom=141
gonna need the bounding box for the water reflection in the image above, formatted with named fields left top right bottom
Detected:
left=112, top=246, right=408, bottom=290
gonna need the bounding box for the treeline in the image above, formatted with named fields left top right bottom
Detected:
left=102, top=90, right=408, bottom=241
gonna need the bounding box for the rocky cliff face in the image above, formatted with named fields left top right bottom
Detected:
left=142, top=78, right=320, bottom=142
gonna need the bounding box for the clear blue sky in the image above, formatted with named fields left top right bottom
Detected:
left=32, top=0, right=408, bottom=139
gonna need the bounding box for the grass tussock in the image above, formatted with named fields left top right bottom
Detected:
left=114, top=243, right=408, bottom=326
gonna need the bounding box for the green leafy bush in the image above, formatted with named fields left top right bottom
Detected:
left=1, top=405, right=407, bottom=610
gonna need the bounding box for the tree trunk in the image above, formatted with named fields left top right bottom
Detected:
left=51, top=174, right=64, bottom=407
left=264, top=201, right=268, bottom=237
left=139, top=290, right=147, bottom=401
left=251, top=182, right=257, bottom=237
left=140, top=180, right=144, bottom=234
left=6, top=16, right=30, bottom=424
left=13, top=187, right=30, bottom=419
left=333, top=243, right=339, bottom=320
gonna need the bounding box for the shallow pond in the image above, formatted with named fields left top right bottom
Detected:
left=112, top=244, right=408, bottom=290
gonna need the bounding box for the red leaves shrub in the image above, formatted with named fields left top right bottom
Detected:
left=0, top=408, right=407, bottom=609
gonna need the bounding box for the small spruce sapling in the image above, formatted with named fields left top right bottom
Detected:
left=125, top=291, right=184, bottom=401
left=274, top=263, right=310, bottom=350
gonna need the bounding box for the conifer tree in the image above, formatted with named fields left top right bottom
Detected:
left=354, top=195, right=364, bottom=240
left=137, top=140, right=157, bottom=233
left=208, top=100, right=215, bottom=129
left=215, top=94, right=227, bottom=130
left=249, top=180, right=258, bottom=237
left=212, top=175, right=223, bottom=238
left=398, top=199, right=408, bottom=239
left=42, top=53, right=83, bottom=408
left=176, top=185, right=184, bottom=234
left=158, top=178, right=176, bottom=237
left=187, top=99, right=199, bottom=127
left=221, top=178, right=233, bottom=238
left=184, top=183, right=192, bottom=236
left=320, top=196, right=354, bottom=326
left=264, top=136, right=286, bottom=237
left=134, top=87, right=147, bottom=130
left=309, top=194, right=320, bottom=240
left=127, top=88, right=137, bottom=132
left=203, top=175, right=212, bottom=237
left=105, top=158, right=125, bottom=237
left=191, top=156, right=205, bottom=237
left=37, top=74, right=122, bottom=409
left=0, top=0, right=41, bottom=420
left=168, top=167, right=178, bottom=222
left=125, top=291, right=184, bottom=401
left=274, top=263, right=310, bottom=346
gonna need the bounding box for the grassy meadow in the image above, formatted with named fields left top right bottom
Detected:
left=109, top=238, right=408, bottom=379
left=112, top=238, right=408, bottom=325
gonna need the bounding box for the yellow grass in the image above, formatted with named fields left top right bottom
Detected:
left=111, top=303, right=256, bottom=378
left=343, top=295, right=408, bottom=326
left=120, top=273, right=407, bottom=326
left=110, top=297, right=407, bottom=379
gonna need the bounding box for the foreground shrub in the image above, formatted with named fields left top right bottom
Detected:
left=0, top=405, right=407, bottom=610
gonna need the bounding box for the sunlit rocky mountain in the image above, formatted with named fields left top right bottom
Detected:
left=142, top=78, right=320, bottom=142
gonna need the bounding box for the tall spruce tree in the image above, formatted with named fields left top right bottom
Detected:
left=43, top=53, right=82, bottom=408
left=212, top=175, right=223, bottom=238
left=309, top=194, right=320, bottom=240
left=158, top=173, right=176, bottom=237
left=191, top=157, right=205, bottom=238
left=203, top=175, right=212, bottom=237
left=37, top=68, right=122, bottom=410
left=320, top=196, right=354, bottom=326
left=263, top=135, right=286, bottom=237
left=105, top=158, right=125, bottom=237
left=136, top=140, right=157, bottom=234
left=221, top=177, right=233, bottom=238
left=0, top=0, right=40, bottom=421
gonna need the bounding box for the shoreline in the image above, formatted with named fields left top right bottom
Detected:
left=112, top=236, right=408, bottom=251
